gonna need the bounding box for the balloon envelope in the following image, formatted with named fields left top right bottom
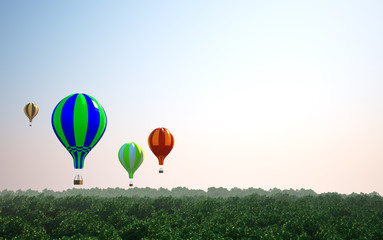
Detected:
left=24, top=103, right=38, bottom=125
left=148, top=127, right=174, bottom=165
left=51, top=93, right=107, bottom=169
left=118, top=142, right=144, bottom=179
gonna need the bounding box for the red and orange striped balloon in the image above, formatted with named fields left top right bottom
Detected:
left=148, top=127, right=174, bottom=167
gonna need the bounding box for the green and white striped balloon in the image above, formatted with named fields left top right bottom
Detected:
left=118, top=142, right=144, bottom=179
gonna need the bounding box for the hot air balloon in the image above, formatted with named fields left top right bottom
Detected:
left=24, top=103, right=38, bottom=126
left=51, top=93, right=107, bottom=185
left=118, top=142, right=144, bottom=187
left=148, top=127, right=174, bottom=173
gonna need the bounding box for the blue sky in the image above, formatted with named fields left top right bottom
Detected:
left=1, top=0, right=383, bottom=194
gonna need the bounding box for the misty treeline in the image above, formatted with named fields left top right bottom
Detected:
left=0, top=188, right=383, bottom=239
left=1, top=187, right=322, bottom=199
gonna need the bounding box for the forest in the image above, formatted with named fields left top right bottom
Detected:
left=0, top=187, right=382, bottom=239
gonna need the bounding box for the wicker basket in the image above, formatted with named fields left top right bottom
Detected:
left=74, top=174, right=83, bottom=185
left=74, top=180, right=83, bottom=185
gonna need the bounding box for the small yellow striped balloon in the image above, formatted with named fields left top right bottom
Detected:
left=24, top=103, right=39, bottom=126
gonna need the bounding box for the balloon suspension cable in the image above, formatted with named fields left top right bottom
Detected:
left=159, top=167, right=164, bottom=173
left=129, top=180, right=133, bottom=187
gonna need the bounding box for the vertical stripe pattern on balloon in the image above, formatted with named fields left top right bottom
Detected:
left=148, top=128, right=174, bottom=165
left=51, top=93, right=107, bottom=169
left=24, top=103, right=39, bottom=122
left=118, top=142, right=144, bottom=179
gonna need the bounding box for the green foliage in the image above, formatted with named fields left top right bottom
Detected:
left=0, top=188, right=382, bottom=239
left=0, top=187, right=319, bottom=198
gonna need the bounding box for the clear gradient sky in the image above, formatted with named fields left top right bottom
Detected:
left=1, top=1, right=383, bottom=194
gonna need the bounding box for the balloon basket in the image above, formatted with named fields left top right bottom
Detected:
left=129, top=181, right=133, bottom=187
left=74, top=180, right=83, bottom=185
left=159, top=167, right=164, bottom=173
left=74, top=174, right=83, bottom=185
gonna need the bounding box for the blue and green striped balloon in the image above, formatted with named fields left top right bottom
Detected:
left=118, top=142, right=144, bottom=179
left=51, top=93, right=107, bottom=169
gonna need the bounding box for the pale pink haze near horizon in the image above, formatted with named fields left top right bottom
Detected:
left=0, top=0, right=383, bottom=195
